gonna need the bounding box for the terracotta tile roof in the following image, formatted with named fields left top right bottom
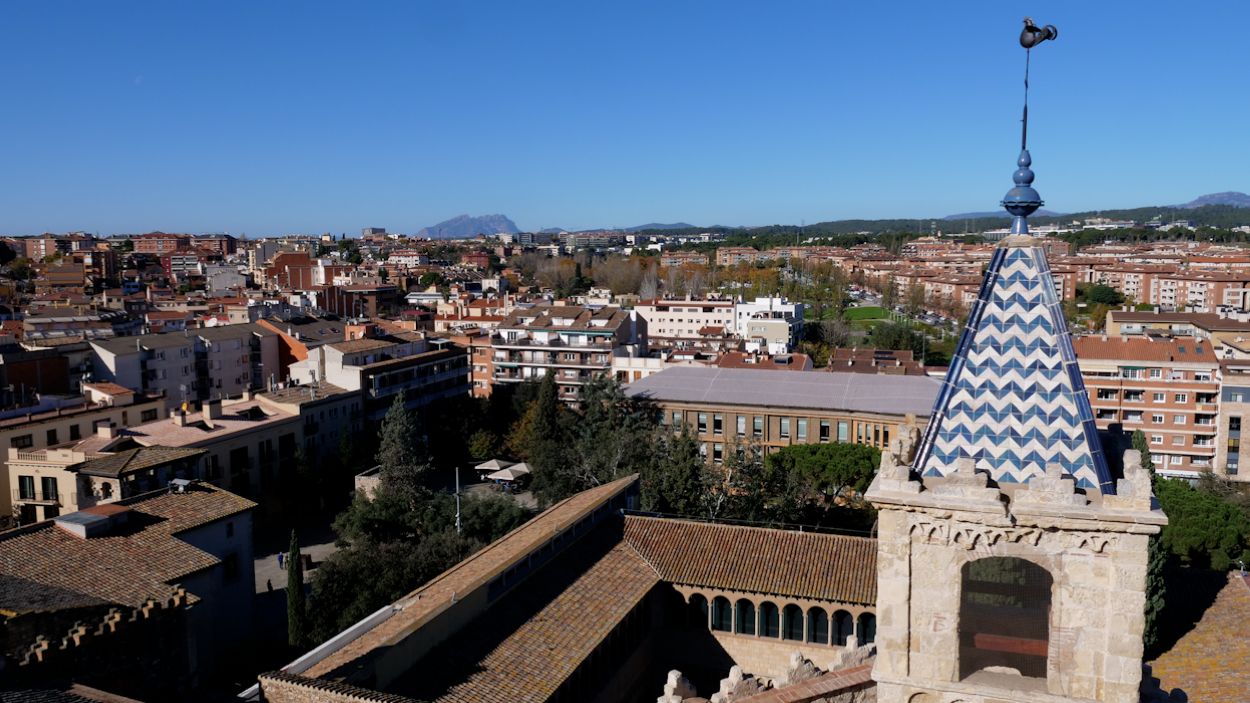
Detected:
left=302, top=475, right=640, bottom=679
left=1109, top=310, right=1250, bottom=331
left=81, top=382, right=134, bottom=396
left=403, top=527, right=659, bottom=703
left=73, top=446, right=206, bottom=478
left=1071, top=335, right=1214, bottom=363
left=1149, top=574, right=1250, bottom=702
left=0, top=483, right=255, bottom=615
left=623, top=516, right=876, bottom=605
left=733, top=663, right=874, bottom=703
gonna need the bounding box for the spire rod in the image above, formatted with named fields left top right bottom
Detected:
left=1002, top=18, right=1058, bottom=235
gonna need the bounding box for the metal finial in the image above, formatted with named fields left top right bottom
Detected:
left=1002, top=18, right=1058, bottom=235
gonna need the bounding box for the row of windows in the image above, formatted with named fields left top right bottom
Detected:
left=1116, top=368, right=1212, bottom=381
left=1098, top=390, right=1207, bottom=404
left=688, top=594, right=875, bottom=646
left=8, top=411, right=158, bottom=450
left=671, top=411, right=886, bottom=446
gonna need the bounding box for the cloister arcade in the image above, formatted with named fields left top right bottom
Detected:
left=679, top=586, right=875, bottom=648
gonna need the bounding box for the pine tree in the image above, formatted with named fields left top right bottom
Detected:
left=287, top=529, right=308, bottom=648
left=1132, top=429, right=1156, bottom=478
left=376, top=392, right=431, bottom=507
left=526, top=374, right=574, bottom=506
left=1133, top=429, right=1166, bottom=652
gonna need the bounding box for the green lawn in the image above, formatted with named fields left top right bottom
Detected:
left=843, top=306, right=888, bottom=321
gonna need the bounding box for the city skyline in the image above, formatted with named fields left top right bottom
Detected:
left=1, top=3, right=1247, bottom=235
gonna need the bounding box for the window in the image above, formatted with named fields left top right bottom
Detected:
left=1173, top=415, right=1186, bottom=425
left=1172, top=436, right=1185, bottom=446
left=1151, top=392, right=1165, bottom=403
left=713, top=414, right=723, bottom=436
left=713, top=443, right=723, bottom=464
left=69, top=425, right=80, bottom=441
left=807, top=608, right=829, bottom=644
left=697, top=413, right=708, bottom=434
left=819, top=420, right=831, bottom=443
left=782, top=604, right=805, bottom=641
left=711, top=597, right=733, bottom=632
left=753, top=416, right=763, bottom=438
left=1175, top=393, right=1188, bottom=403
left=17, top=475, right=35, bottom=500
left=734, top=599, right=756, bottom=635
left=1150, top=369, right=1163, bottom=379
left=141, top=409, right=158, bottom=422
left=760, top=602, right=780, bottom=638
left=833, top=610, right=854, bottom=646
left=40, top=477, right=58, bottom=502
left=688, top=594, right=709, bottom=627
left=857, top=612, right=877, bottom=645
left=1152, top=414, right=1164, bottom=424
left=838, top=421, right=849, bottom=443
left=672, top=411, right=682, bottom=427
left=1151, top=435, right=1163, bottom=445
left=780, top=418, right=791, bottom=439
left=46, top=429, right=58, bottom=445
left=10, top=435, right=32, bottom=449
left=1231, top=417, right=1243, bottom=433
left=797, top=419, right=808, bottom=442
left=736, top=416, right=746, bottom=437
left=960, top=557, right=1051, bottom=680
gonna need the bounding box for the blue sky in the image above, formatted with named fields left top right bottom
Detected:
left=1, top=2, right=1246, bottom=235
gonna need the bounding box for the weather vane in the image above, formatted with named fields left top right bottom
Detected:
left=1002, top=17, right=1058, bottom=235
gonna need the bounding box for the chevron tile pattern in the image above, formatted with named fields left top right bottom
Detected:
left=912, top=243, right=1114, bottom=491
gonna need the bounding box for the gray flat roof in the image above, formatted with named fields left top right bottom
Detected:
left=624, top=366, right=939, bottom=417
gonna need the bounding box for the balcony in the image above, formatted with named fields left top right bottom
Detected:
left=12, top=490, right=70, bottom=506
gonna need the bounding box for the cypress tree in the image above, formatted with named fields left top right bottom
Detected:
left=287, top=529, right=308, bottom=648
left=1132, top=429, right=1166, bottom=652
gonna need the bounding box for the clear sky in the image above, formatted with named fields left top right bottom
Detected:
left=1, top=2, right=1246, bottom=236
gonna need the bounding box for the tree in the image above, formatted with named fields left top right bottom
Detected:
left=570, top=377, right=655, bottom=488
left=287, top=530, right=309, bottom=648
left=1132, top=430, right=1155, bottom=479
left=468, top=429, right=499, bottom=460
left=376, top=393, right=431, bottom=508
left=1155, top=478, right=1250, bottom=571
left=520, top=374, right=575, bottom=506
left=759, top=443, right=880, bottom=526
left=1083, top=284, right=1124, bottom=305
left=642, top=430, right=705, bottom=516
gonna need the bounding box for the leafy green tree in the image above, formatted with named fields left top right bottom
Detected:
left=641, top=430, right=705, bottom=516
left=571, top=377, right=656, bottom=487
left=1083, top=284, right=1124, bottom=305
left=765, top=442, right=880, bottom=505
left=1131, top=430, right=1156, bottom=479
left=287, top=530, right=309, bottom=648
left=1156, top=478, right=1250, bottom=571
left=468, top=429, right=500, bottom=460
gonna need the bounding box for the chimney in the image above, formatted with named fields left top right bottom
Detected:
left=95, top=422, right=118, bottom=439
left=205, top=398, right=223, bottom=421
left=171, top=409, right=188, bottom=427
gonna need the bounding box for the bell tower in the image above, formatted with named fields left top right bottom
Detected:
left=865, top=19, right=1167, bottom=703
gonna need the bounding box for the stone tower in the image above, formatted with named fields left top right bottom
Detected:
left=865, top=25, right=1166, bottom=699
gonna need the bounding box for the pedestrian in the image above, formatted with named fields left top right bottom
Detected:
left=278, top=552, right=284, bottom=569
left=267, top=579, right=273, bottom=592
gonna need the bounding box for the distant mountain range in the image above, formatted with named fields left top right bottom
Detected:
left=624, top=222, right=695, bottom=232
left=1176, top=191, right=1250, bottom=209
left=417, top=214, right=519, bottom=239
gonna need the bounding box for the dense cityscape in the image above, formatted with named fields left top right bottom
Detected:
left=2, top=5, right=1249, bottom=703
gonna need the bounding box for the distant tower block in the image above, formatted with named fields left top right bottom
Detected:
left=865, top=19, right=1167, bottom=703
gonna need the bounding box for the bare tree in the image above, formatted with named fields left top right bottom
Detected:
left=639, top=264, right=659, bottom=299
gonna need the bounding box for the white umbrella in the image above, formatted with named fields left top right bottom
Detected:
left=508, top=462, right=532, bottom=476
left=475, top=458, right=514, bottom=473
left=487, top=466, right=529, bottom=481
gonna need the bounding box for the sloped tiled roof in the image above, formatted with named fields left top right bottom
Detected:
left=0, top=483, right=255, bottom=615
left=623, top=515, right=876, bottom=605
left=73, top=446, right=206, bottom=478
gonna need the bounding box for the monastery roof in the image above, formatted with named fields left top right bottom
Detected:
left=623, top=515, right=876, bottom=605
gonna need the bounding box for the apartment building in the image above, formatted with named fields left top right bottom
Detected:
left=625, top=366, right=939, bottom=461
left=1215, top=361, right=1250, bottom=482
left=288, top=327, right=469, bottom=419
left=0, top=384, right=166, bottom=520
left=90, top=325, right=281, bottom=403
left=734, top=297, right=804, bottom=352
left=492, top=305, right=647, bottom=403
left=1105, top=310, right=1250, bottom=351
left=132, top=231, right=192, bottom=255
left=659, top=250, right=709, bottom=267
left=1075, top=335, right=1220, bottom=476
left=634, top=298, right=735, bottom=340
left=1152, top=271, right=1250, bottom=312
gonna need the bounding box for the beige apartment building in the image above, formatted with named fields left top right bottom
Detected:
left=1075, top=335, right=1221, bottom=476
left=634, top=298, right=735, bottom=340
left=624, top=366, right=939, bottom=462
left=0, top=384, right=166, bottom=521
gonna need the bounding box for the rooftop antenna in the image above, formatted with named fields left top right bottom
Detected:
left=1002, top=17, right=1058, bottom=236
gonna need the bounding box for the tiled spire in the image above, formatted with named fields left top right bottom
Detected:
left=911, top=238, right=1114, bottom=492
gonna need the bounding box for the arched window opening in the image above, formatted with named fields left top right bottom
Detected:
left=688, top=593, right=709, bottom=628
left=856, top=611, right=876, bottom=645
left=782, top=604, right=804, bottom=641
left=759, top=601, right=780, bottom=638
left=734, top=599, right=756, bottom=635
left=959, top=557, right=1052, bottom=680
left=711, top=596, right=733, bottom=632
left=833, top=610, right=854, bottom=646
left=807, top=608, right=829, bottom=644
